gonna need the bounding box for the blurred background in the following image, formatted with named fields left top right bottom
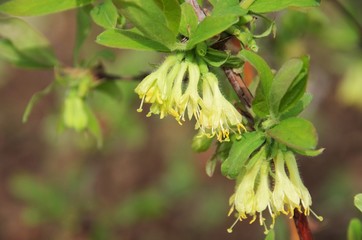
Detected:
left=1, top=0, right=362, bottom=239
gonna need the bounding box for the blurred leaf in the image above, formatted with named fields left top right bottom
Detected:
left=221, top=131, right=265, bottom=179
left=96, top=29, right=170, bottom=51
left=239, top=50, right=273, bottom=117
left=338, top=62, right=362, bottom=109
left=267, top=117, right=318, bottom=151
left=0, top=0, right=93, bottom=16
left=95, top=81, right=122, bottom=101
left=114, top=0, right=179, bottom=48
left=348, top=218, right=362, bottom=240
left=0, top=18, right=57, bottom=68
left=249, top=0, right=320, bottom=13
left=74, top=5, right=92, bottom=64
left=23, top=82, right=55, bottom=123
left=205, top=156, right=218, bottom=177
left=90, top=0, right=118, bottom=29
left=265, top=229, right=275, bottom=240
left=355, top=194, right=362, bottom=212
left=10, top=175, right=68, bottom=219
left=85, top=104, right=103, bottom=148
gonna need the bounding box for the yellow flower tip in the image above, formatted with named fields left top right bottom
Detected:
left=137, top=108, right=143, bottom=113
left=227, top=228, right=233, bottom=234
left=249, top=215, right=257, bottom=224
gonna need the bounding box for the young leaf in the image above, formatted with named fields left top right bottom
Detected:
left=249, top=0, right=320, bottom=13
left=280, top=93, right=313, bottom=119
left=269, top=58, right=303, bottom=116
left=355, top=194, right=362, bottom=212
left=114, top=0, right=180, bottom=48
left=238, top=50, right=273, bottom=117
left=179, top=2, right=198, bottom=37
left=96, top=29, right=170, bottom=52
left=0, top=0, right=94, bottom=16
left=347, top=218, right=362, bottom=240
left=0, top=18, right=57, bottom=68
left=267, top=117, right=318, bottom=151
left=90, top=0, right=119, bottom=29
left=294, top=148, right=324, bottom=157
left=221, top=131, right=265, bottom=179
left=279, top=57, right=310, bottom=114
left=186, top=15, right=239, bottom=49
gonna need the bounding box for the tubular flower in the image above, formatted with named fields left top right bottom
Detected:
left=135, top=53, right=246, bottom=142
left=135, top=54, right=181, bottom=119
left=228, top=148, right=274, bottom=233
left=228, top=149, right=322, bottom=234
left=199, top=72, right=245, bottom=141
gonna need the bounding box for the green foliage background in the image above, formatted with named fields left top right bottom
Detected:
left=0, top=0, right=362, bottom=239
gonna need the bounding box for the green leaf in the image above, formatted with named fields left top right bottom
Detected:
left=278, top=57, right=310, bottom=114
left=294, top=148, right=324, bottom=157
left=114, top=0, right=180, bottom=48
left=280, top=93, right=312, bottom=119
left=74, top=6, right=92, bottom=65
left=211, top=0, right=248, bottom=17
left=267, top=117, right=318, bottom=151
left=238, top=50, right=273, bottom=117
left=179, top=2, right=198, bottom=37
left=221, top=131, right=265, bottom=179
left=265, top=229, right=275, bottom=240
left=249, top=0, right=320, bottom=13
left=347, top=218, right=362, bottom=240
left=0, top=0, right=94, bottom=16
left=0, top=18, right=57, bottom=68
left=186, top=15, right=239, bottom=49
left=269, top=58, right=303, bottom=116
left=355, top=194, right=362, bottom=212
left=90, top=0, right=118, bottom=29
left=96, top=29, right=170, bottom=52
left=205, top=157, right=218, bottom=177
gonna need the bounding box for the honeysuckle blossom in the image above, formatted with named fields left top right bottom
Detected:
left=228, top=149, right=322, bottom=233
left=135, top=53, right=245, bottom=142
left=199, top=72, right=245, bottom=141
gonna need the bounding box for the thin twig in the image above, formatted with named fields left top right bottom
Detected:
left=186, top=0, right=206, bottom=21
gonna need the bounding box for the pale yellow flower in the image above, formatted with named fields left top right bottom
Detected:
left=199, top=72, right=245, bottom=141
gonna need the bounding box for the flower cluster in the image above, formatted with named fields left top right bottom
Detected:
left=135, top=53, right=245, bottom=141
left=227, top=149, right=322, bottom=234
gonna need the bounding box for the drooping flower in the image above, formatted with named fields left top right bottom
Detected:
left=135, top=53, right=245, bottom=142
left=135, top=54, right=181, bottom=119
left=272, top=150, right=301, bottom=216
left=228, top=149, right=322, bottom=234
left=228, top=148, right=274, bottom=233
left=199, top=72, right=245, bottom=141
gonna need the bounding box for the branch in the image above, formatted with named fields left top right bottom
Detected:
left=186, top=0, right=206, bottom=21
left=293, top=210, right=313, bottom=240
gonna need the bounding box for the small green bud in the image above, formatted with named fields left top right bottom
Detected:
left=62, top=96, right=88, bottom=131
left=191, top=133, right=214, bottom=152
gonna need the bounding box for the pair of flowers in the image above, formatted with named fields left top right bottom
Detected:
left=228, top=148, right=322, bottom=233
left=135, top=53, right=245, bottom=142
